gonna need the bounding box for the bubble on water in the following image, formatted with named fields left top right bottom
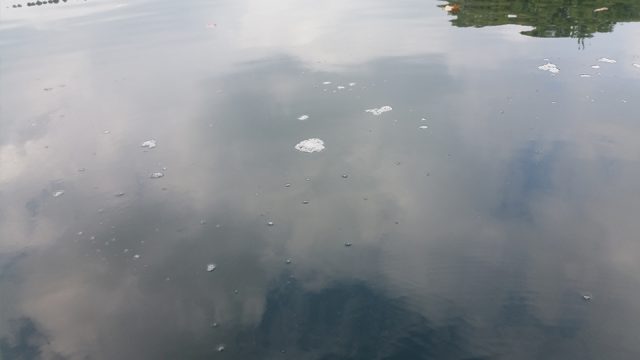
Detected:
left=341, top=174, right=349, bottom=179
left=419, top=125, right=428, bottom=129
left=344, top=242, right=353, bottom=247
left=53, top=190, right=65, bottom=198
left=150, top=172, right=164, bottom=179
left=133, top=254, right=140, bottom=259
left=538, top=62, right=559, bottom=73
left=598, top=57, right=616, bottom=63
left=365, top=106, right=393, bottom=116
left=285, top=258, right=292, bottom=264
left=206, top=263, right=217, bottom=272
left=141, top=139, right=156, bottom=149
left=217, top=344, right=226, bottom=352
left=297, top=114, right=309, bottom=121
left=267, top=221, right=275, bottom=226
left=295, top=138, right=325, bottom=153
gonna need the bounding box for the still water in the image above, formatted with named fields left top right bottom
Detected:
left=1, top=0, right=640, bottom=359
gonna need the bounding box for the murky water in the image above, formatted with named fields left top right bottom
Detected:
left=1, top=0, right=640, bottom=359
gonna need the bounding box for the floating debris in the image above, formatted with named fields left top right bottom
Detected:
left=297, top=114, right=309, bottom=121
left=507, top=14, right=517, bottom=18
left=598, top=57, right=616, bottom=63
left=150, top=172, right=164, bottom=179
left=348, top=82, right=356, bottom=86
left=582, top=294, right=593, bottom=301
left=337, top=86, right=345, bottom=90
left=341, top=174, right=349, bottom=179
left=103, top=130, right=111, bottom=134
left=593, top=7, right=608, bottom=12
left=419, top=125, right=429, bottom=129
left=591, top=65, right=600, bottom=69
left=217, top=344, right=226, bottom=352
left=133, top=254, right=141, bottom=259
left=633, top=63, right=640, bottom=68
left=344, top=242, right=353, bottom=247
left=267, top=221, right=274, bottom=226
left=443, top=4, right=460, bottom=13
left=322, top=81, right=332, bottom=85
left=141, top=139, right=157, bottom=149
left=302, top=200, right=309, bottom=204
left=295, top=138, right=325, bottom=153
left=206, top=263, right=217, bottom=272
left=285, top=258, right=292, bottom=264
left=365, top=106, right=393, bottom=116
left=579, top=74, right=592, bottom=78
left=538, top=62, right=559, bottom=74
left=52, top=190, right=65, bottom=198
left=114, top=192, right=126, bottom=197
left=284, top=183, right=291, bottom=187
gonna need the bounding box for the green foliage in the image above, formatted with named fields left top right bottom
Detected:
left=446, top=0, right=640, bottom=39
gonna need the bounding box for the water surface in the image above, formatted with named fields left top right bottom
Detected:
left=1, top=0, right=640, bottom=359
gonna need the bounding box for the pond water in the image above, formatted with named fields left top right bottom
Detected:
left=1, top=0, right=640, bottom=359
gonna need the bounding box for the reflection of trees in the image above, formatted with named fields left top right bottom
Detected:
left=445, top=0, right=640, bottom=41
left=237, top=280, right=481, bottom=359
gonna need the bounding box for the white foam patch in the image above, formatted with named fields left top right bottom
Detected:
left=141, top=139, right=157, bottom=149
left=53, top=190, right=65, bottom=198
left=598, top=57, right=616, bottom=63
left=365, top=106, right=393, bottom=115
left=579, top=74, right=592, bottom=78
left=591, top=65, right=600, bottom=69
left=538, top=63, right=559, bottom=73
left=295, top=138, right=325, bottom=153
left=633, top=64, right=640, bottom=68
left=297, top=115, right=309, bottom=120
